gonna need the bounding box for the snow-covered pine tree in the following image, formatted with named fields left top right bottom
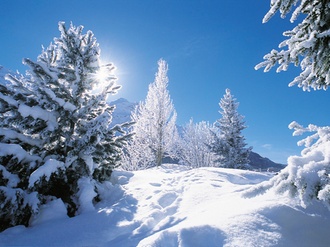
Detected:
left=210, top=89, right=251, bottom=169
left=0, top=76, right=43, bottom=231
left=123, top=59, right=179, bottom=170
left=0, top=22, right=129, bottom=230
left=255, top=0, right=330, bottom=91
left=179, top=119, right=216, bottom=168
left=249, top=1, right=330, bottom=209
left=27, top=22, right=130, bottom=214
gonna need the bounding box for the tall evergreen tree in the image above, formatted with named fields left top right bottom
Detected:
left=211, top=89, right=251, bottom=169
left=123, top=59, right=179, bottom=170
left=0, top=22, right=129, bottom=231
left=255, top=0, right=330, bottom=91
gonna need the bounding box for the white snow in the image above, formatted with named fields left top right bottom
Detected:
left=29, top=199, right=68, bottom=226
left=0, top=128, right=42, bottom=147
left=81, top=154, right=95, bottom=174
left=0, top=92, right=19, bottom=107
left=18, top=104, right=58, bottom=131
left=77, top=177, right=97, bottom=214
left=1, top=164, right=330, bottom=246
left=44, top=88, right=76, bottom=112
left=0, top=143, right=41, bottom=164
left=28, top=159, right=65, bottom=188
left=0, top=165, right=19, bottom=187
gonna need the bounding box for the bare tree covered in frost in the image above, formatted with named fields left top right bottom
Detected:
left=248, top=1, right=330, bottom=209
left=210, top=89, right=251, bottom=169
left=122, top=59, right=179, bottom=170
left=255, top=0, right=330, bottom=91
left=179, top=119, right=217, bottom=168
left=0, top=22, right=130, bottom=231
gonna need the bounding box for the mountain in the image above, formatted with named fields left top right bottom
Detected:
left=248, top=151, right=285, bottom=172
left=110, top=98, right=286, bottom=171
left=110, top=98, right=137, bottom=127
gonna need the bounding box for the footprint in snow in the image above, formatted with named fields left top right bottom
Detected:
left=149, top=182, right=162, bottom=187
left=158, top=192, right=178, bottom=208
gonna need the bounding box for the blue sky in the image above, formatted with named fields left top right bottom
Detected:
left=0, top=0, right=329, bottom=163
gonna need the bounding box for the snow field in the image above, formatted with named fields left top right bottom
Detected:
left=1, top=164, right=330, bottom=246
left=134, top=166, right=278, bottom=246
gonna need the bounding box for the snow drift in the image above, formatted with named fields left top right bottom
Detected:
left=1, top=164, right=329, bottom=247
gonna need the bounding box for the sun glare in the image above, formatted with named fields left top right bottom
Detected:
left=93, top=53, right=134, bottom=100
left=92, top=64, right=118, bottom=94
left=95, top=66, right=111, bottom=83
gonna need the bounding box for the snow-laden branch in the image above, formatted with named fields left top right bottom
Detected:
left=44, top=88, right=76, bottom=112
left=0, top=92, right=18, bottom=107
left=29, top=159, right=66, bottom=188
left=257, top=0, right=330, bottom=91
left=0, top=143, right=41, bottom=164
left=0, top=165, right=19, bottom=187
left=0, top=128, right=42, bottom=147
left=18, top=104, right=58, bottom=131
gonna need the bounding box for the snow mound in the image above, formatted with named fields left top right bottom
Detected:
left=29, top=199, right=68, bottom=226
left=1, top=164, right=330, bottom=246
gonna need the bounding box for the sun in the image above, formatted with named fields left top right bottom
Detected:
left=93, top=64, right=118, bottom=93
left=95, top=66, right=110, bottom=82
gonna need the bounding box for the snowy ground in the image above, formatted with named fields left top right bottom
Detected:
left=1, top=164, right=330, bottom=247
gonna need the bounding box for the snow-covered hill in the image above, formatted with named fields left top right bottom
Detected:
left=1, top=165, right=329, bottom=246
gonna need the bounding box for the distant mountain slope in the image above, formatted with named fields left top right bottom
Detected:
left=248, top=151, right=285, bottom=172
left=110, top=98, right=137, bottom=127
left=110, top=98, right=286, bottom=171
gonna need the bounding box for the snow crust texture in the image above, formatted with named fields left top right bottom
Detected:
left=1, top=165, right=330, bottom=247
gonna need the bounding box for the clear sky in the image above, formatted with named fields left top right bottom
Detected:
left=0, top=0, right=329, bottom=164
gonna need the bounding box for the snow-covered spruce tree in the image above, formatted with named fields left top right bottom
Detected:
left=0, top=77, right=43, bottom=231
left=249, top=1, right=330, bottom=209
left=210, top=89, right=251, bottom=169
left=255, top=0, right=330, bottom=91
left=28, top=22, right=130, bottom=214
left=179, top=119, right=217, bottom=168
left=0, top=22, right=129, bottom=230
left=122, top=59, right=179, bottom=170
